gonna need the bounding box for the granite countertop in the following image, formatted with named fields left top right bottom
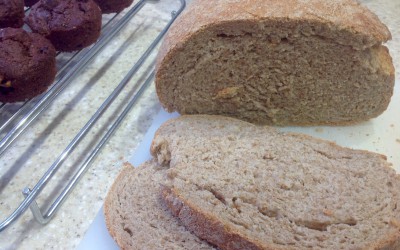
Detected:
left=0, top=0, right=398, bottom=249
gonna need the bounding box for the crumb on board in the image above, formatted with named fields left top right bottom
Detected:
left=396, top=139, right=400, bottom=143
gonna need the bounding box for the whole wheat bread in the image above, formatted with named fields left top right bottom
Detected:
left=155, top=0, right=395, bottom=125
left=104, top=161, right=215, bottom=250
left=151, top=115, right=400, bottom=250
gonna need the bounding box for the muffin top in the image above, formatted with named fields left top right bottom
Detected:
left=0, top=0, right=24, bottom=28
left=0, top=28, right=57, bottom=102
left=0, top=28, right=56, bottom=74
left=25, top=0, right=101, bottom=34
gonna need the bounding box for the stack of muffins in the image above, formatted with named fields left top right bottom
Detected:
left=0, top=0, right=135, bottom=103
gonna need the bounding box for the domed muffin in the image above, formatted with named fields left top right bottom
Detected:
left=0, top=28, right=56, bottom=103
left=25, top=0, right=102, bottom=52
left=24, top=0, right=39, bottom=7
left=0, top=0, right=24, bottom=28
left=94, top=0, right=133, bottom=14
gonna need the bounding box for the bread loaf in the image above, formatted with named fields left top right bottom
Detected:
left=104, top=161, right=215, bottom=250
left=155, top=0, right=395, bottom=125
left=151, top=115, right=400, bottom=249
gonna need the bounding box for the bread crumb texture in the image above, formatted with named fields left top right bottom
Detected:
left=152, top=115, right=400, bottom=250
left=104, top=162, right=215, bottom=250
left=155, top=0, right=395, bottom=125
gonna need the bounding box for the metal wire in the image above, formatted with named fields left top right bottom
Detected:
left=0, top=14, right=120, bottom=134
left=0, top=0, right=186, bottom=232
left=0, top=0, right=148, bottom=157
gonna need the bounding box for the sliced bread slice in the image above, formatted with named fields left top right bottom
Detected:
left=155, top=0, right=395, bottom=125
left=151, top=115, right=400, bottom=250
left=104, top=161, right=215, bottom=250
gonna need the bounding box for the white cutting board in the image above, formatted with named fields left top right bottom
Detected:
left=78, top=82, right=400, bottom=249
left=77, top=110, right=179, bottom=250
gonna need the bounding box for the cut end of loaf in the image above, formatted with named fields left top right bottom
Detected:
left=155, top=0, right=395, bottom=126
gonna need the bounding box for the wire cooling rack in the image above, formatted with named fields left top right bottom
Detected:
left=0, top=0, right=186, bottom=232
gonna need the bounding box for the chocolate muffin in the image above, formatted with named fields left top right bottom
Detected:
left=25, top=0, right=102, bottom=52
left=24, top=0, right=39, bottom=7
left=0, top=0, right=24, bottom=28
left=94, top=0, right=133, bottom=14
left=0, top=28, right=56, bottom=103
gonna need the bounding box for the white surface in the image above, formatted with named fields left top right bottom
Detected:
left=78, top=81, right=400, bottom=249
left=77, top=110, right=179, bottom=250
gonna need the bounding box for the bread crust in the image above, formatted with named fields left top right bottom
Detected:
left=156, top=0, right=391, bottom=71
left=104, top=163, right=132, bottom=250
left=163, top=184, right=400, bottom=250
left=104, top=161, right=216, bottom=250
left=155, top=0, right=394, bottom=126
left=154, top=115, right=400, bottom=250
left=161, top=185, right=279, bottom=250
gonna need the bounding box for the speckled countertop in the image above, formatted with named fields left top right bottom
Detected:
left=0, top=0, right=398, bottom=249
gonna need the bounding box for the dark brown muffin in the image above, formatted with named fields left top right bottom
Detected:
left=0, top=28, right=56, bottom=103
left=0, top=0, right=24, bottom=28
left=94, top=0, right=133, bottom=14
left=24, top=0, right=39, bottom=7
left=25, top=0, right=102, bottom=52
